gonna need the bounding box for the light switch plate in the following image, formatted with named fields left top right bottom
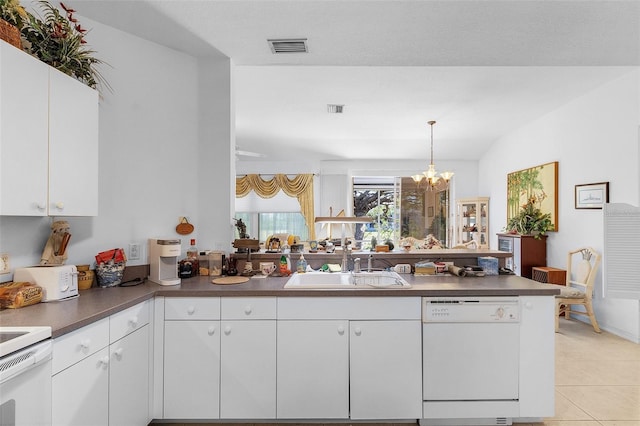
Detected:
left=129, top=243, right=141, bottom=260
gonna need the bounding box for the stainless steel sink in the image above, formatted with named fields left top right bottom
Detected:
left=284, top=271, right=411, bottom=289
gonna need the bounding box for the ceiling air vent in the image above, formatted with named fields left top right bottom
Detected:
left=327, top=104, right=344, bottom=114
left=268, top=38, right=308, bottom=54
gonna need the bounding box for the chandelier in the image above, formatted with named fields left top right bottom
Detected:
left=411, top=120, right=454, bottom=191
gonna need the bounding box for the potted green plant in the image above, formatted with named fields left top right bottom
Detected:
left=20, top=1, right=109, bottom=91
left=0, top=0, right=27, bottom=48
left=506, top=196, right=552, bottom=239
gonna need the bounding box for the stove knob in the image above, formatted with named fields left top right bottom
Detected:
left=495, top=307, right=505, bottom=319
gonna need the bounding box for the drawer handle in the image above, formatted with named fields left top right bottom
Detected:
left=100, top=355, right=110, bottom=366
left=129, top=316, right=139, bottom=328
left=224, top=325, right=232, bottom=335
left=187, top=306, right=195, bottom=315
left=36, top=203, right=46, bottom=211
left=337, top=325, right=345, bottom=335
left=244, top=305, right=252, bottom=315
left=354, top=327, right=362, bottom=336
left=208, top=326, right=216, bottom=336
left=114, top=348, right=124, bottom=359
left=54, top=202, right=64, bottom=210
left=80, top=339, right=91, bottom=349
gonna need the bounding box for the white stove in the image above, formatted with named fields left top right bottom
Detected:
left=0, top=326, right=53, bottom=425
left=0, top=326, right=51, bottom=357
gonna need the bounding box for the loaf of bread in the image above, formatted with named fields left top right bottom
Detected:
left=0, top=282, right=43, bottom=309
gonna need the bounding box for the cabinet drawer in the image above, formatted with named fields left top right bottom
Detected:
left=222, top=297, right=276, bottom=320
left=110, top=300, right=150, bottom=343
left=165, top=297, right=220, bottom=320
left=53, top=317, right=109, bottom=374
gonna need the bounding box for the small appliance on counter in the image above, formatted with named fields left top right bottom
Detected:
left=13, top=265, right=78, bottom=301
left=149, top=238, right=181, bottom=286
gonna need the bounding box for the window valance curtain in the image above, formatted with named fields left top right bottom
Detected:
left=236, top=174, right=316, bottom=240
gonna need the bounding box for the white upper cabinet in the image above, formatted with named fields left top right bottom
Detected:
left=0, top=42, right=49, bottom=215
left=48, top=67, right=99, bottom=216
left=0, top=40, right=99, bottom=216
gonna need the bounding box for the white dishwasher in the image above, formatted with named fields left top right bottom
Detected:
left=422, top=297, right=520, bottom=425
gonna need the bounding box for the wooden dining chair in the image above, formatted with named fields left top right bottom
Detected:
left=555, top=247, right=601, bottom=333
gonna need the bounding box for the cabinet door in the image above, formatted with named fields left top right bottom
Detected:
left=48, top=67, right=99, bottom=216
left=350, top=320, right=422, bottom=419
left=276, top=320, right=349, bottom=419
left=0, top=41, right=49, bottom=215
left=109, top=325, right=149, bottom=426
left=52, top=347, right=109, bottom=426
left=164, top=321, right=220, bottom=419
left=220, top=320, right=276, bottom=419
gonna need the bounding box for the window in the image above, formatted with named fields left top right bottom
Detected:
left=353, top=176, right=450, bottom=248
left=353, top=177, right=400, bottom=250
left=235, top=212, right=309, bottom=243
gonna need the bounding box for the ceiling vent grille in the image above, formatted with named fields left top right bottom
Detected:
left=268, top=38, right=308, bottom=54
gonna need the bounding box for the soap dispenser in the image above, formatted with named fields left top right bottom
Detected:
left=296, top=253, right=307, bottom=273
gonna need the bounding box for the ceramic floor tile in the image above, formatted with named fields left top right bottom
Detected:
left=550, top=390, right=596, bottom=421
left=557, top=386, right=640, bottom=421
left=556, top=359, right=640, bottom=386
left=600, top=422, right=640, bottom=426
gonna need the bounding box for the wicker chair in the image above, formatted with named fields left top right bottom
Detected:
left=555, top=247, right=601, bottom=333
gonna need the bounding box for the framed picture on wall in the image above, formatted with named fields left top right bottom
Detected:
left=507, top=161, right=559, bottom=231
left=575, top=182, right=609, bottom=209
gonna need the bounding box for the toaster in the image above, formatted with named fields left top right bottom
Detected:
left=14, top=265, right=79, bottom=302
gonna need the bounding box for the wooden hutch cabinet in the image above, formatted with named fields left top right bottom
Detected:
left=456, top=198, right=489, bottom=248
left=497, top=233, right=547, bottom=278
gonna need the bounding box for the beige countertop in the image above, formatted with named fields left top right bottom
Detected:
left=0, top=273, right=558, bottom=338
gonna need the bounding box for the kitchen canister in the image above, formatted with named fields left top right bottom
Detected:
left=208, top=251, right=224, bottom=276
left=76, top=264, right=94, bottom=290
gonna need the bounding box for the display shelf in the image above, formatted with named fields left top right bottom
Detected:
left=456, top=197, right=489, bottom=248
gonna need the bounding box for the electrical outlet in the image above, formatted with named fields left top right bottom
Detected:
left=0, top=253, right=9, bottom=274
left=129, top=243, right=140, bottom=261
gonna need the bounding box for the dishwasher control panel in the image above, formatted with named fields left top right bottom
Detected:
left=422, top=297, right=520, bottom=323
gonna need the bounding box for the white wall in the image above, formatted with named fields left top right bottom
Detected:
left=0, top=17, right=233, bottom=278
left=479, top=69, right=640, bottom=342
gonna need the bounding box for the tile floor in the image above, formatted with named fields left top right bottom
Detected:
left=517, top=319, right=640, bottom=426
left=156, top=319, right=640, bottom=426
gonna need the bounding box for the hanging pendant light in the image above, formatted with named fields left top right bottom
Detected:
left=413, top=120, right=454, bottom=190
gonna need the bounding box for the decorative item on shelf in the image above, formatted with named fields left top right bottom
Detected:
left=505, top=196, right=552, bottom=239
left=411, top=120, right=454, bottom=191
left=20, top=0, right=110, bottom=91
left=0, top=0, right=26, bottom=48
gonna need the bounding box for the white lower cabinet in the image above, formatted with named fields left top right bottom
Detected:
left=109, top=325, right=149, bottom=426
left=277, top=320, right=349, bottom=419
left=276, top=297, right=423, bottom=420
left=220, top=320, right=276, bottom=418
left=52, top=301, right=150, bottom=426
left=220, top=297, right=277, bottom=419
left=52, top=346, right=110, bottom=426
left=350, top=320, right=423, bottom=419
left=163, top=297, right=221, bottom=419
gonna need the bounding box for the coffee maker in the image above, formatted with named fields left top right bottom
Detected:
left=149, top=238, right=181, bottom=285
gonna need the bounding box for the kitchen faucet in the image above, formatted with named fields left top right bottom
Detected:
left=341, top=246, right=350, bottom=272
left=353, top=258, right=361, bottom=273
